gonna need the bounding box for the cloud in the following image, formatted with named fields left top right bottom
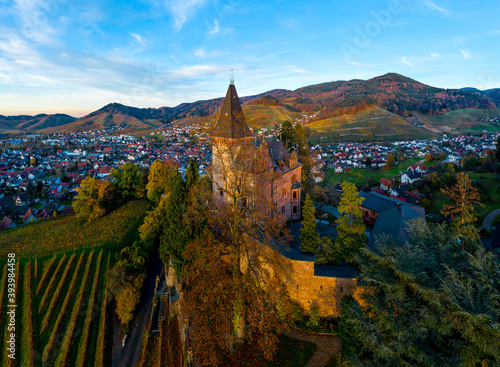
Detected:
left=193, top=47, right=229, bottom=58
left=209, top=19, right=220, bottom=34
left=168, top=64, right=227, bottom=79
left=284, top=65, right=308, bottom=74
left=164, top=0, right=208, bottom=31
left=401, top=57, right=414, bottom=67
left=460, top=49, right=471, bottom=59
left=423, top=0, right=450, bottom=15
left=430, top=52, right=441, bottom=58
left=347, top=59, right=369, bottom=67
left=130, top=32, right=144, bottom=45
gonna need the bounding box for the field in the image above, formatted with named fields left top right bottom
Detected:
left=326, top=157, right=424, bottom=186
left=243, top=105, right=295, bottom=128
left=0, top=249, right=113, bottom=367
left=426, top=108, right=500, bottom=133
left=0, top=200, right=149, bottom=257
left=307, top=107, right=435, bottom=142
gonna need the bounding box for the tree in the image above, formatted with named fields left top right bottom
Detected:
left=384, top=153, right=395, bottom=169
left=111, top=162, right=144, bottom=202
left=146, top=160, right=176, bottom=204
left=159, top=169, right=188, bottom=276
left=73, top=177, right=114, bottom=221
left=365, top=156, right=372, bottom=168
left=114, top=274, right=145, bottom=328
left=182, top=138, right=293, bottom=364
left=334, top=181, right=365, bottom=263
left=340, top=219, right=500, bottom=366
left=300, top=193, right=320, bottom=253
left=185, top=158, right=199, bottom=191
left=441, top=172, right=483, bottom=241
left=279, top=120, right=295, bottom=149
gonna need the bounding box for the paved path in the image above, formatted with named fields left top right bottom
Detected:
left=282, top=328, right=341, bottom=367
left=480, top=208, right=500, bottom=231
left=112, top=251, right=163, bottom=367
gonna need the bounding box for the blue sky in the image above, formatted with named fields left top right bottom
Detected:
left=0, top=0, right=499, bottom=116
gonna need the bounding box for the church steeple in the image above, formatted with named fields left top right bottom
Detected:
left=211, top=83, right=253, bottom=139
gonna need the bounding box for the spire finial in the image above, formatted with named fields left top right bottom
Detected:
left=230, top=69, right=234, bottom=85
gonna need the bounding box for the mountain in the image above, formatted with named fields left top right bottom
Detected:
left=460, top=87, right=500, bottom=105
left=3, top=73, right=499, bottom=138
left=0, top=113, right=76, bottom=134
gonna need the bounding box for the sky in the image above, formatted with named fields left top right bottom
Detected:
left=0, top=0, right=499, bottom=116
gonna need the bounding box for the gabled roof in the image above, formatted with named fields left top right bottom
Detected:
left=211, top=84, right=253, bottom=139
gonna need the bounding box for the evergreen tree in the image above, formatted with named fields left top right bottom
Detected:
left=335, top=181, right=366, bottom=263
left=159, top=169, right=188, bottom=276
left=340, top=219, right=500, bottom=366
left=185, top=158, right=199, bottom=191
left=300, top=193, right=320, bottom=253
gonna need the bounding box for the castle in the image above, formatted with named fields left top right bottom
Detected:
left=210, top=81, right=357, bottom=317
left=211, top=80, right=302, bottom=221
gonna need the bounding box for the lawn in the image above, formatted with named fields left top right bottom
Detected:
left=326, top=157, right=424, bottom=186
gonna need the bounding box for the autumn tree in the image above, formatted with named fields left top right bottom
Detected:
left=73, top=177, right=114, bottom=221
left=300, top=193, right=320, bottom=253
left=145, top=160, right=176, bottom=205
left=441, top=172, right=483, bottom=241
left=182, top=137, right=293, bottom=364
left=111, top=162, right=145, bottom=202
left=384, top=153, right=395, bottom=170
left=340, top=219, right=500, bottom=365
left=334, top=181, right=366, bottom=263
left=114, top=274, right=145, bottom=328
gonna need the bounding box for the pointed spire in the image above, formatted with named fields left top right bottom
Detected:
left=211, top=83, right=253, bottom=139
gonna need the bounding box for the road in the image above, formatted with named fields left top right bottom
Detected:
left=112, top=251, right=164, bottom=367
left=480, top=208, right=500, bottom=232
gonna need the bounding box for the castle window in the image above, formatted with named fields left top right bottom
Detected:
left=282, top=188, right=287, bottom=198
left=292, top=190, right=299, bottom=199
left=281, top=205, right=285, bottom=215
left=340, top=286, right=343, bottom=292
left=297, top=285, right=299, bottom=290
left=292, top=174, right=297, bottom=182
left=293, top=205, right=298, bottom=214
left=220, top=190, right=224, bottom=196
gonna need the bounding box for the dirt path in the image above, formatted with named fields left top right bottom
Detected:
left=282, top=328, right=341, bottom=367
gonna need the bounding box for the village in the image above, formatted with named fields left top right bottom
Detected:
left=0, top=122, right=498, bottom=234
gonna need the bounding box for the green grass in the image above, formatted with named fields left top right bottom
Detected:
left=425, top=108, right=500, bottom=134
left=0, top=200, right=149, bottom=257
left=326, top=157, right=423, bottom=186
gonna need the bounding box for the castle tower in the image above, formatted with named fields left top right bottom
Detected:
left=211, top=82, right=254, bottom=206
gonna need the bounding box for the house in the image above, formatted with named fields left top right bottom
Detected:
left=334, top=165, right=343, bottom=173
left=359, top=191, right=426, bottom=249
left=15, top=193, right=30, bottom=206
left=401, top=170, right=421, bottom=184
left=408, top=163, right=427, bottom=174
left=0, top=216, right=16, bottom=231
left=23, top=208, right=37, bottom=224
left=97, top=166, right=113, bottom=178
left=379, top=178, right=393, bottom=190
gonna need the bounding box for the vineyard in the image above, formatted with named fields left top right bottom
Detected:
left=0, top=200, right=149, bottom=257
left=0, top=249, right=113, bottom=367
